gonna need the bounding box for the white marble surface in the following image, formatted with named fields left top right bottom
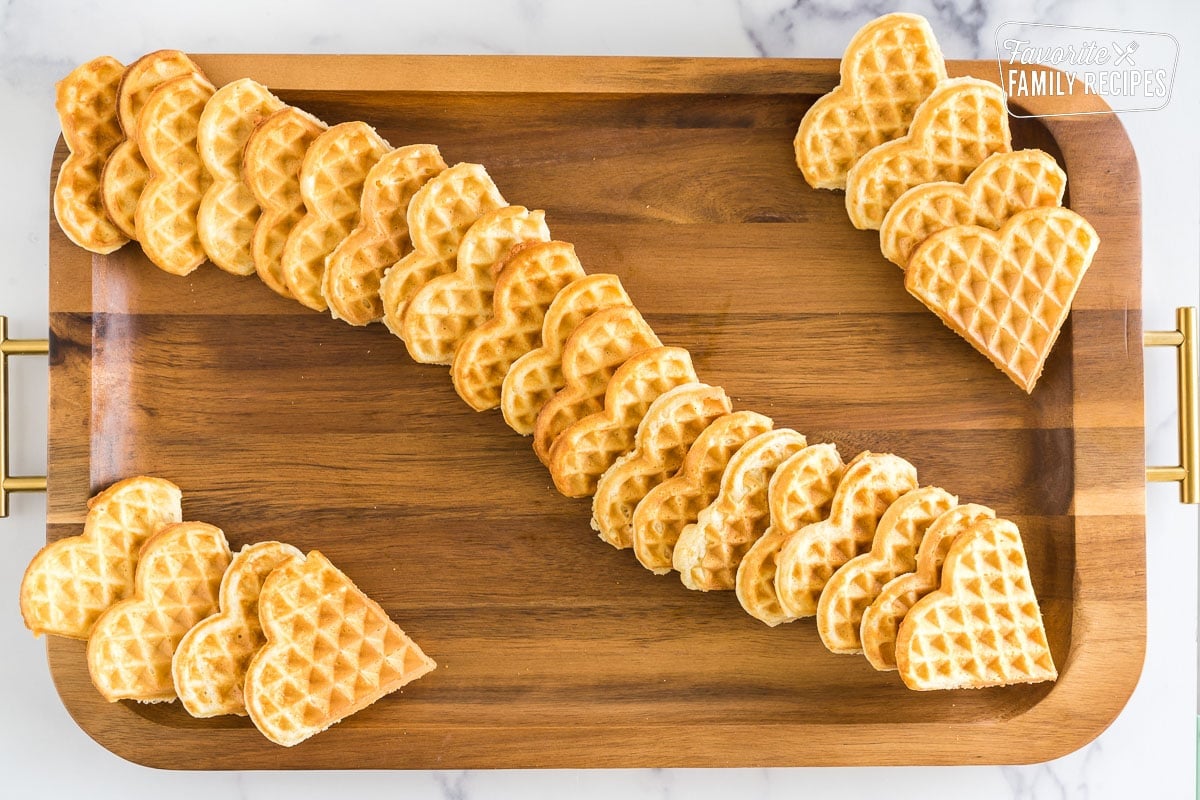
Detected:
left=1, top=1, right=1197, bottom=797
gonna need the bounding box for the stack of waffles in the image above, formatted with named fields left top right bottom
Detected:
left=47, top=20, right=1062, bottom=700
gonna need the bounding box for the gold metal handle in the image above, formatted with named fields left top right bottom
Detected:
left=0, top=316, right=48, bottom=517
left=1145, top=306, right=1198, bottom=504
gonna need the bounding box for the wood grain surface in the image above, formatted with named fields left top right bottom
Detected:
left=43, top=56, right=1144, bottom=769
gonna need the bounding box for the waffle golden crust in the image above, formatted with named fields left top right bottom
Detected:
left=816, top=486, right=956, bottom=654
left=879, top=149, right=1067, bottom=268
left=171, top=541, right=303, bottom=718
left=794, top=13, right=946, bottom=190
left=402, top=205, right=550, bottom=364
left=549, top=346, right=698, bottom=498
left=861, top=503, right=995, bottom=671
left=592, top=383, right=731, bottom=549
left=906, top=206, right=1099, bottom=393
left=775, top=452, right=918, bottom=618
left=243, top=106, right=328, bottom=299
left=195, top=79, right=285, bottom=276
left=53, top=56, right=129, bottom=254
left=380, top=163, right=508, bottom=338
left=895, top=518, right=1057, bottom=690
left=282, top=121, right=391, bottom=310
left=134, top=72, right=216, bottom=275
left=673, top=428, right=809, bottom=591
left=325, top=144, right=447, bottom=325
left=452, top=241, right=587, bottom=411
left=632, top=411, right=774, bottom=574
left=86, top=521, right=231, bottom=703
left=532, top=305, right=661, bottom=464
left=101, top=50, right=202, bottom=239
left=244, top=551, right=437, bottom=747
left=844, top=77, right=1011, bottom=230
left=735, top=443, right=846, bottom=626
left=20, top=476, right=182, bottom=639
left=501, top=273, right=633, bottom=435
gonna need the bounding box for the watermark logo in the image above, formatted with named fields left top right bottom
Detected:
left=994, top=22, right=1178, bottom=117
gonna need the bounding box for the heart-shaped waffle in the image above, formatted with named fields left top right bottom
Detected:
left=171, top=540, right=303, bottom=718
left=195, top=78, right=285, bottom=276
left=880, top=149, right=1067, bottom=267
left=282, top=121, right=392, bottom=310
left=775, top=452, right=918, bottom=617
left=133, top=72, right=216, bottom=275
left=861, top=503, right=995, bottom=671
left=532, top=305, right=660, bottom=464
left=735, top=443, right=845, bottom=626
left=632, top=411, right=773, bottom=574
left=325, top=144, right=447, bottom=326
left=53, top=56, right=128, bottom=254
left=452, top=241, right=587, bottom=411
left=100, top=49, right=202, bottom=239
left=794, top=13, right=946, bottom=190
left=549, top=346, right=698, bottom=498
left=244, top=550, right=437, bottom=747
left=403, top=205, right=550, bottom=364
left=501, top=273, right=632, bottom=435
left=845, top=77, right=1011, bottom=230
left=243, top=106, right=328, bottom=299
left=895, top=518, right=1057, bottom=690
left=674, top=428, right=809, bottom=591
left=86, top=521, right=231, bottom=703
left=20, top=476, right=182, bottom=639
left=591, top=383, right=731, bottom=548
left=905, top=206, right=1100, bottom=393
left=816, top=485, right=957, bottom=653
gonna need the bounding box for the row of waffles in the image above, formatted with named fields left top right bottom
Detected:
left=793, top=13, right=1100, bottom=393
left=20, top=477, right=436, bottom=747
left=52, top=48, right=1057, bottom=692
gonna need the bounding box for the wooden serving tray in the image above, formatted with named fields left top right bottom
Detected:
left=45, top=55, right=1144, bottom=769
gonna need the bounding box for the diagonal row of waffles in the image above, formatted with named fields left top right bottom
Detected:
left=19, top=477, right=435, bottom=747
left=794, top=12, right=1100, bottom=394
left=51, top=44, right=1057, bottom=692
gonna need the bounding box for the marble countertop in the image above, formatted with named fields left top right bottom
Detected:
left=1, top=1, right=1197, bottom=797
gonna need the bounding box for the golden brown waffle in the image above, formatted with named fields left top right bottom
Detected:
left=86, top=521, right=231, bottom=703
left=632, top=411, right=773, bottom=574
left=452, top=241, right=586, bottom=411
left=735, top=443, right=846, bottom=626
left=244, top=551, right=437, bottom=747
left=171, top=541, right=303, bottom=718
left=794, top=13, right=946, bottom=190
left=134, top=72, right=216, bottom=275
left=282, top=121, right=391, bottom=310
left=549, top=347, right=698, bottom=498
left=20, top=476, right=182, bottom=639
left=53, top=56, right=128, bottom=254
left=196, top=79, right=285, bottom=276
left=896, top=518, right=1057, bottom=690
left=101, top=50, right=202, bottom=239
left=243, top=106, right=327, bottom=299
left=845, top=77, right=1011, bottom=230
left=325, top=144, right=447, bottom=325
left=879, top=149, right=1066, bottom=268
left=532, top=305, right=660, bottom=465
left=402, top=206, right=550, bottom=364
left=673, top=429, right=809, bottom=591
left=906, top=206, right=1099, bottom=393
left=775, top=452, right=918, bottom=617
left=501, top=273, right=632, bottom=435
left=861, top=503, right=994, bottom=671
left=816, top=486, right=956, bottom=654
left=380, top=162, right=507, bottom=337
left=592, top=383, right=731, bottom=549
